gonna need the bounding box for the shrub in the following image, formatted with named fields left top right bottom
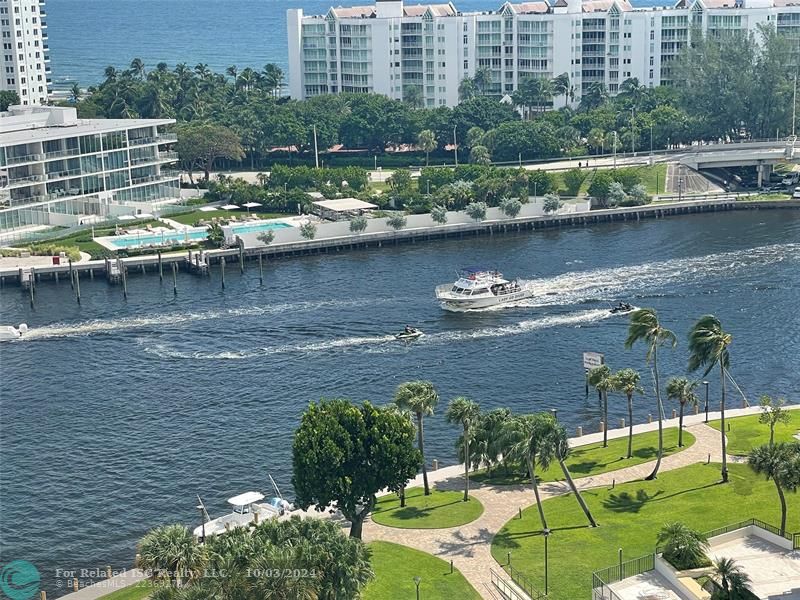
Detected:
left=543, top=193, right=563, bottom=214
left=563, top=168, right=588, bottom=196
left=465, top=201, right=488, bottom=221
left=431, top=205, right=448, bottom=224
left=207, top=223, right=225, bottom=247
left=607, top=181, right=628, bottom=207
left=349, top=215, right=368, bottom=233
left=657, top=522, right=711, bottom=570
left=386, top=214, right=407, bottom=230
left=257, top=230, right=275, bottom=245
left=499, top=197, right=522, bottom=218
left=299, top=222, right=317, bottom=240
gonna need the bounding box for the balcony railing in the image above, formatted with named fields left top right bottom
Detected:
left=129, top=136, right=158, bottom=146
left=45, top=147, right=81, bottom=160
left=157, top=133, right=178, bottom=143
left=130, top=172, right=179, bottom=186
left=46, top=168, right=81, bottom=181
left=158, top=151, right=179, bottom=161
left=6, top=153, right=44, bottom=165
left=7, top=174, right=45, bottom=186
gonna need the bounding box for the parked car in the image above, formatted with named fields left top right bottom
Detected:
left=793, top=186, right=800, bottom=199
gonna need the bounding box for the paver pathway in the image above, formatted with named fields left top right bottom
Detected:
left=363, top=420, right=727, bottom=599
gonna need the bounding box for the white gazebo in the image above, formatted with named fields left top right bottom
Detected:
left=311, top=198, right=377, bottom=221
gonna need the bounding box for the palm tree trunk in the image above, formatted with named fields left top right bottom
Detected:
left=776, top=479, right=787, bottom=536
left=463, top=431, right=470, bottom=502
left=678, top=402, right=685, bottom=447
left=558, top=458, right=597, bottom=527
left=527, top=457, right=548, bottom=532
left=627, top=393, right=634, bottom=459
left=418, top=413, right=430, bottom=495
left=770, top=423, right=775, bottom=446
left=720, top=363, right=728, bottom=483
left=603, top=390, right=608, bottom=447
left=646, top=345, right=664, bottom=480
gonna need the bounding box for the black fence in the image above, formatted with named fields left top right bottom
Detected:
left=506, top=562, right=548, bottom=600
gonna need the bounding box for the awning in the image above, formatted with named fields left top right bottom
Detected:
left=242, top=202, right=262, bottom=208
left=227, top=491, right=264, bottom=506
left=198, top=206, right=218, bottom=212
left=220, top=204, right=240, bottom=210
left=117, top=215, right=137, bottom=221
left=311, top=198, right=377, bottom=212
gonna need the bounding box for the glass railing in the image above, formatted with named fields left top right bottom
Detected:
left=129, top=136, right=157, bottom=146
left=46, top=168, right=81, bottom=180
left=6, top=153, right=44, bottom=165
left=157, top=133, right=178, bottom=143
left=44, top=147, right=81, bottom=159
left=7, top=174, right=45, bottom=185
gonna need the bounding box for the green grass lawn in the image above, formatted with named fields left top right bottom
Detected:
left=371, top=486, right=484, bottom=529
left=473, top=428, right=695, bottom=486
left=639, top=163, right=668, bottom=194
left=168, top=210, right=285, bottom=225
left=98, top=581, right=153, bottom=600
left=490, top=462, right=800, bottom=600
left=709, top=410, right=800, bottom=455
left=363, top=541, right=481, bottom=600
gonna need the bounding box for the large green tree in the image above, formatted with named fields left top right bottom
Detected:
left=292, top=399, right=422, bottom=538
left=749, top=442, right=800, bottom=536
left=175, top=122, right=244, bottom=182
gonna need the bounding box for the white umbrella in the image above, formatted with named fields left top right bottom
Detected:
left=118, top=215, right=137, bottom=221
left=220, top=204, right=240, bottom=210
left=198, top=206, right=218, bottom=212
left=137, top=212, right=155, bottom=220
left=242, top=201, right=262, bottom=214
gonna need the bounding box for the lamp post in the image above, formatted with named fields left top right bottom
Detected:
left=453, top=125, right=458, bottom=166
left=612, top=131, right=618, bottom=168
left=543, top=528, right=551, bottom=595
left=551, top=408, right=558, bottom=422
left=196, top=503, right=206, bottom=543
left=413, top=576, right=421, bottom=600
left=630, top=107, right=635, bottom=155
left=703, top=381, right=710, bottom=423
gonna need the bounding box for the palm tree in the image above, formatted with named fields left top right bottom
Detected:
left=473, top=66, right=492, bottom=95
left=551, top=72, right=571, bottom=106
left=394, top=381, right=439, bottom=496
left=688, top=314, right=732, bottom=483
left=225, top=65, right=238, bottom=81
left=666, top=377, right=698, bottom=448
left=69, top=82, right=81, bottom=103
left=103, top=65, right=118, bottom=83
left=417, top=129, right=437, bottom=167
left=613, top=368, right=643, bottom=459
left=403, top=84, right=423, bottom=109
left=500, top=413, right=555, bottom=531
left=625, top=308, right=677, bottom=480
left=588, top=365, right=614, bottom=447
left=656, top=522, right=709, bottom=570
left=580, top=82, right=608, bottom=111
left=549, top=417, right=598, bottom=527
left=458, top=76, right=476, bottom=101
left=137, top=524, right=206, bottom=587
left=712, top=557, right=751, bottom=599
left=262, top=63, right=284, bottom=96
left=130, top=57, right=146, bottom=80
left=469, top=407, right=511, bottom=475
left=445, top=397, right=481, bottom=501
left=749, top=442, right=800, bottom=536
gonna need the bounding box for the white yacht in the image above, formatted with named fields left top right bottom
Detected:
left=193, top=491, right=293, bottom=540
left=435, top=268, right=534, bottom=311
left=0, top=323, right=27, bottom=341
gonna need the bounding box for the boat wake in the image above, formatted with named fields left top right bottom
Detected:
left=17, top=298, right=387, bottom=341
left=141, top=308, right=612, bottom=360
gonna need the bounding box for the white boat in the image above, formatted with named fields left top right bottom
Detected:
left=395, top=329, right=424, bottom=341
left=435, top=268, right=534, bottom=311
left=0, top=323, right=28, bottom=341
left=193, top=491, right=293, bottom=540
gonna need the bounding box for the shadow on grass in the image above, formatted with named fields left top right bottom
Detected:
left=602, top=489, right=665, bottom=513
left=386, top=499, right=465, bottom=521
left=632, top=446, right=660, bottom=459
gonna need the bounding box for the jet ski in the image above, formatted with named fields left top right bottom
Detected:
left=609, top=302, right=635, bottom=314
left=0, top=323, right=27, bottom=341
left=395, top=327, right=424, bottom=341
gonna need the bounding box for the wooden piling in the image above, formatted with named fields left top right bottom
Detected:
left=258, top=253, right=263, bottom=285
left=220, top=256, right=226, bottom=289
left=89, top=267, right=94, bottom=280
left=238, top=241, right=244, bottom=274
left=69, top=259, right=74, bottom=289
left=122, top=264, right=128, bottom=299
left=172, top=262, right=178, bottom=296
left=140, top=263, right=146, bottom=275
left=158, top=251, right=163, bottom=282
left=75, top=269, right=81, bottom=304
left=29, top=273, right=34, bottom=308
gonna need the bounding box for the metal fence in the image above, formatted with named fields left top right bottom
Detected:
left=793, top=533, right=800, bottom=550
left=704, top=518, right=794, bottom=542
left=490, top=568, right=533, bottom=600
left=592, top=553, right=655, bottom=589
left=505, top=562, right=548, bottom=600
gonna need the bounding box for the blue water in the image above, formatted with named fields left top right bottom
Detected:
left=46, top=0, right=672, bottom=87
left=1, top=210, right=799, bottom=596
left=107, top=222, right=291, bottom=249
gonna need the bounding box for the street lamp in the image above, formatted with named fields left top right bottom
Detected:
left=413, top=576, right=421, bottom=600
left=551, top=408, right=558, bottom=422
left=612, top=131, right=618, bottom=168
left=703, top=381, right=710, bottom=423
left=196, top=502, right=206, bottom=543
left=543, top=528, right=551, bottom=595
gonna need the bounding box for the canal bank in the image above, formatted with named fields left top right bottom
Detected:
left=2, top=197, right=799, bottom=289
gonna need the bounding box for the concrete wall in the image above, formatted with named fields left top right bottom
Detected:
left=708, top=525, right=794, bottom=552
left=231, top=199, right=591, bottom=248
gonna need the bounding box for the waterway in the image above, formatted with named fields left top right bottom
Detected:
left=1, top=210, right=798, bottom=595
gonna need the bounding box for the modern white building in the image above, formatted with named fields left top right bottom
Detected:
left=0, top=0, right=50, bottom=105
left=287, top=0, right=800, bottom=108
left=0, top=105, right=180, bottom=235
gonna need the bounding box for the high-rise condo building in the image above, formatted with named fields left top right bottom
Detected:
left=0, top=0, right=50, bottom=105
left=0, top=105, right=180, bottom=236
left=287, top=0, right=800, bottom=108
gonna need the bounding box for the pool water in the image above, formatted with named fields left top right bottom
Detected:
left=107, top=221, right=292, bottom=249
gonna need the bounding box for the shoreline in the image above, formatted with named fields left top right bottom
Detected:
left=2, top=197, right=798, bottom=289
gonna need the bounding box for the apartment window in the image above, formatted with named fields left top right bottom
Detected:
left=650, top=30, right=654, bottom=39
left=650, top=56, right=654, bottom=65
left=464, top=59, right=468, bottom=69
left=463, top=34, right=468, bottom=44
left=649, top=69, right=654, bottom=78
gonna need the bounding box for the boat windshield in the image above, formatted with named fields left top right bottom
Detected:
left=232, top=504, right=252, bottom=515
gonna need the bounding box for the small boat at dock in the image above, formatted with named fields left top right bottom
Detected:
left=193, top=491, right=293, bottom=540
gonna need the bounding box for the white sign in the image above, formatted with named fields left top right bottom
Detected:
left=583, top=352, right=605, bottom=369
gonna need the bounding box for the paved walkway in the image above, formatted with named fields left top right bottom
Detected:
left=363, top=405, right=799, bottom=599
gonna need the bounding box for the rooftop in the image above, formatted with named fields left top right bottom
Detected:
left=0, top=105, right=174, bottom=146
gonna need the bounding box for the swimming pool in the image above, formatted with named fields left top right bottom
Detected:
left=106, top=221, right=292, bottom=249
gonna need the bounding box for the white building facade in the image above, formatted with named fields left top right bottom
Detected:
left=287, top=0, right=800, bottom=108
left=0, top=106, right=180, bottom=234
left=0, top=0, right=50, bottom=105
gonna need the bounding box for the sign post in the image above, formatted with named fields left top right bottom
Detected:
left=583, top=352, right=605, bottom=399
